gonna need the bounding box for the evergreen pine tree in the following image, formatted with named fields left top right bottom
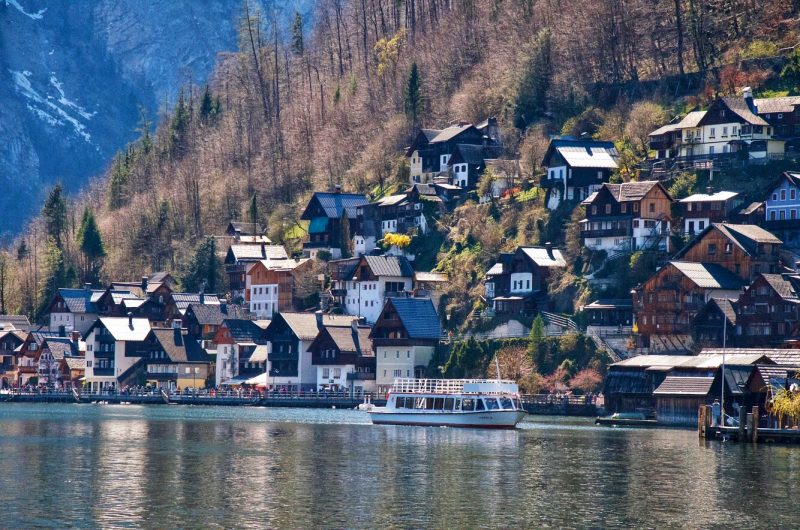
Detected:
left=514, top=29, right=552, bottom=129
left=37, top=238, right=68, bottom=321
left=248, top=194, right=259, bottom=236
left=339, top=207, right=351, bottom=259
left=43, top=184, right=67, bottom=249
left=180, top=238, right=222, bottom=293
left=170, top=88, right=192, bottom=156
left=107, top=155, right=130, bottom=210
left=199, top=85, right=217, bottom=121
left=77, top=208, right=106, bottom=285
left=404, top=62, right=424, bottom=125
left=291, top=12, right=304, bottom=55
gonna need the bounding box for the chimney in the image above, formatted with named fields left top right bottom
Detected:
left=315, top=310, right=324, bottom=330
left=84, top=283, right=92, bottom=292
left=174, top=326, right=182, bottom=344
left=706, top=185, right=714, bottom=196
left=127, top=312, right=133, bottom=329
left=71, top=330, right=80, bottom=344
left=545, top=242, right=553, bottom=258
left=141, top=276, right=149, bottom=293
left=743, top=86, right=755, bottom=112
left=334, top=184, right=342, bottom=194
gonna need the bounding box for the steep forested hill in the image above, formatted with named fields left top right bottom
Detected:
left=1, top=0, right=798, bottom=318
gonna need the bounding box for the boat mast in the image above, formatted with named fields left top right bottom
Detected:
left=495, top=357, right=501, bottom=379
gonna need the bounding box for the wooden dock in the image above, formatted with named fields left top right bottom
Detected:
left=698, top=404, right=800, bottom=444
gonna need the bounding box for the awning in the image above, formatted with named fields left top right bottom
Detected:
left=308, top=217, right=329, bottom=234
left=244, top=373, right=268, bottom=386
left=220, top=376, right=252, bottom=386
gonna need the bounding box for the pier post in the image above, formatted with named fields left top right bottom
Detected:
left=750, top=406, right=759, bottom=443
left=738, top=405, right=746, bottom=441
left=698, top=405, right=705, bottom=438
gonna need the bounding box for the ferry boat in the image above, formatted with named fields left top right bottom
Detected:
left=369, top=378, right=527, bottom=429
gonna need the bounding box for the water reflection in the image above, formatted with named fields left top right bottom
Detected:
left=1, top=404, right=800, bottom=527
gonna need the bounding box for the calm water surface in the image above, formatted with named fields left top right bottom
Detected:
left=1, top=403, right=799, bottom=528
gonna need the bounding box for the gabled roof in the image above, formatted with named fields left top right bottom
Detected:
left=301, top=192, right=370, bottom=220
left=673, top=223, right=782, bottom=260
left=220, top=319, right=264, bottom=345
left=54, top=288, right=103, bottom=314
left=754, top=96, right=800, bottom=114
left=377, top=194, right=408, bottom=207
left=276, top=313, right=357, bottom=341
left=669, top=261, right=744, bottom=290
left=767, top=172, right=800, bottom=195
left=64, top=357, right=86, bottom=371
left=679, top=191, right=739, bottom=203
left=759, top=274, right=800, bottom=301
left=653, top=376, right=715, bottom=396
left=451, top=143, right=493, bottom=165
left=430, top=124, right=476, bottom=144
left=151, top=328, right=213, bottom=363
left=708, top=298, right=738, bottom=326
left=43, top=337, right=82, bottom=359
left=543, top=138, right=619, bottom=169
left=227, top=244, right=289, bottom=263
left=386, top=298, right=441, bottom=340
left=0, top=315, right=32, bottom=331
left=363, top=255, right=414, bottom=277
left=584, top=181, right=670, bottom=205
left=518, top=246, right=567, bottom=268
left=97, top=317, right=151, bottom=342
left=719, top=97, right=769, bottom=126
left=739, top=201, right=764, bottom=216
left=188, top=304, right=251, bottom=326
left=319, top=325, right=374, bottom=356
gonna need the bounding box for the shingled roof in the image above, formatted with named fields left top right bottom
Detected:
left=674, top=223, right=782, bottom=260
left=324, top=325, right=374, bottom=357
left=363, top=255, right=414, bottom=277
left=278, top=313, right=357, bottom=341
left=760, top=274, right=800, bottom=301
left=606, top=181, right=666, bottom=202
left=151, top=328, right=213, bottom=363
left=670, top=261, right=745, bottom=290
left=302, top=192, right=370, bottom=220
left=387, top=298, right=441, bottom=340
left=653, top=376, right=715, bottom=396
left=222, top=319, right=265, bottom=345
left=44, top=337, right=81, bottom=360
left=56, top=288, right=103, bottom=314
left=720, top=97, right=769, bottom=126
left=188, top=304, right=251, bottom=326
left=0, top=315, right=31, bottom=331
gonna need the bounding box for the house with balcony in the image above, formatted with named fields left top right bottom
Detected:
left=308, top=320, right=374, bottom=392
left=0, top=328, right=26, bottom=388
left=212, top=318, right=266, bottom=387
left=83, top=316, right=152, bottom=392
left=224, top=243, right=290, bottom=297
left=671, top=223, right=783, bottom=283
left=580, top=181, right=673, bottom=253
left=691, top=298, right=738, bottom=349
left=371, top=297, right=441, bottom=393
left=678, top=190, right=742, bottom=235
left=763, top=172, right=800, bottom=248
left=633, top=261, right=745, bottom=349
left=648, top=88, right=787, bottom=165
left=144, top=327, right=214, bottom=390
left=46, top=286, right=105, bottom=334
left=37, top=335, right=85, bottom=389
left=484, top=245, right=566, bottom=315
left=183, top=303, right=251, bottom=343
left=540, top=137, right=619, bottom=209
left=245, top=258, right=312, bottom=319
left=300, top=188, right=370, bottom=259
left=262, top=312, right=356, bottom=391
left=328, top=255, right=414, bottom=324
left=407, top=118, right=501, bottom=185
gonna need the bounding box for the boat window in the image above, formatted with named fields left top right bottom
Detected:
left=394, top=397, right=404, bottom=408
left=425, top=398, right=435, bottom=410
left=462, top=398, right=475, bottom=411
left=454, top=399, right=462, bottom=411
left=444, top=397, right=454, bottom=410
left=433, top=397, right=445, bottom=410
left=475, top=398, right=485, bottom=411
left=500, top=397, right=514, bottom=410
left=415, top=398, right=427, bottom=409
left=484, top=398, right=500, bottom=410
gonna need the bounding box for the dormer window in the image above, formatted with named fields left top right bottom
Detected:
left=720, top=110, right=725, bottom=117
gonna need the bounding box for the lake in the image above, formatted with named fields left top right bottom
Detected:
left=0, top=403, right=798, bottom=528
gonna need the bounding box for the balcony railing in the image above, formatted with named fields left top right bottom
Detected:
left=581, top=227, right=631, bottom=239
left=303, top=241, right=331, bottom=249
left=92, top=367, right=114, bottom=376
left=347, top=372, right=376, bottom=381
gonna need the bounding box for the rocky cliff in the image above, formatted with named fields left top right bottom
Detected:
left=1, top=0, right=310, bottom=236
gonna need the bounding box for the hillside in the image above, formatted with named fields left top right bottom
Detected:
left=2, top=0, right=800, bottom=319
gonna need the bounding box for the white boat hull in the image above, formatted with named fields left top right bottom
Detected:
left=369, top=409, right=526, bottom=429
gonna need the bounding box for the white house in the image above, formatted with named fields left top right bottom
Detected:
left=46, top=287, right=104, bottom=334
left=328, top=255, right=415, bottom=324
left=84, top=316, right=151, bottom=392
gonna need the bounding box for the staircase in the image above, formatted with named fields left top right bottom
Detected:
left=541, top=312, right=578, bottom=336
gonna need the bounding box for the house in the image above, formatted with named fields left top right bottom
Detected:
left=262, top=312, right=356, bottom=391
left=328, top=255, right=415, bottom=324
left=580, top=181, right=673, bottom=253
left=671, top=223, right=783, bottom=282
left=111, top=272, right=175, bottom=299
left=733, top=273, right=800, bottom=347
left=46, top=286, right=104, bottom=334
left=678, top=190, right=742, bottom=235
left=12, top=330, right=58, bottom=388
left=38, top=335, right=85, bottom=389
left=83, top=316, right=152, bottom=392
left=648, top=88, right=786, bottom=163
left=540, top=137, right=619, bottom=209
left=370, top=297, right=441, bottom=393
left=763, top=172, right=800, bottom=247
left=736, top=201, right=766, bottom=225
left=307, top=320, right=375, bottom=392
left=583, top=299, right=633, bottom=328
left=300, top=188, right=370, bottom=259
left=412, top=271, right=449, bottom=312
left=692, top=298, right=738, bottom=348
left=0, top=328, right=26, bottom=388
left=366, top=193, right=428, bottom=237
left=226, top=221, right=270, bottom=243
left=213, top=318, right=267, bottom=386
left=183, top=303, right=251, bottom=342
left=484, top=245, right=566, bottom=315
left=145, top=327, right=214, bottom=390
left=0, top=315, right=32, bottom=332
left=406, top=119, right=501, bottom=185
left=245, top=258, right=313, bottom=319
left=169, top=292, right=221, bottom=320
left=633, top=261, right=745, bottom=346
left=224, top=243, right=289, bottom=295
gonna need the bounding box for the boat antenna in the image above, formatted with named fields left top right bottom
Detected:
left=495, top=356, right=501, bottom=380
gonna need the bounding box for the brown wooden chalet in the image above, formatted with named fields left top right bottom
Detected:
left=583, top=299, right=633, bottom=328
left=183, top=303, right=251, bottom=341
left=540, top=138, right=619, bottom=208
left=692, top=298, right=738, bottom=349
left=671, top=223, right=783, bottom=282
left=224, top=243, right=289, bottom=293
left=580, top=181, right=673, bottom=253
left=633, top=261, right=745, bottom=341
left=733, top=273, right=800, bottom=347
left=484, top=245, right=566, bottom=315
left=307, top=321, right=375, bottom=389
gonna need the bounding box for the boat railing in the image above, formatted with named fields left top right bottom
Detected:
left=390, top=378, right=518, bottom=395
